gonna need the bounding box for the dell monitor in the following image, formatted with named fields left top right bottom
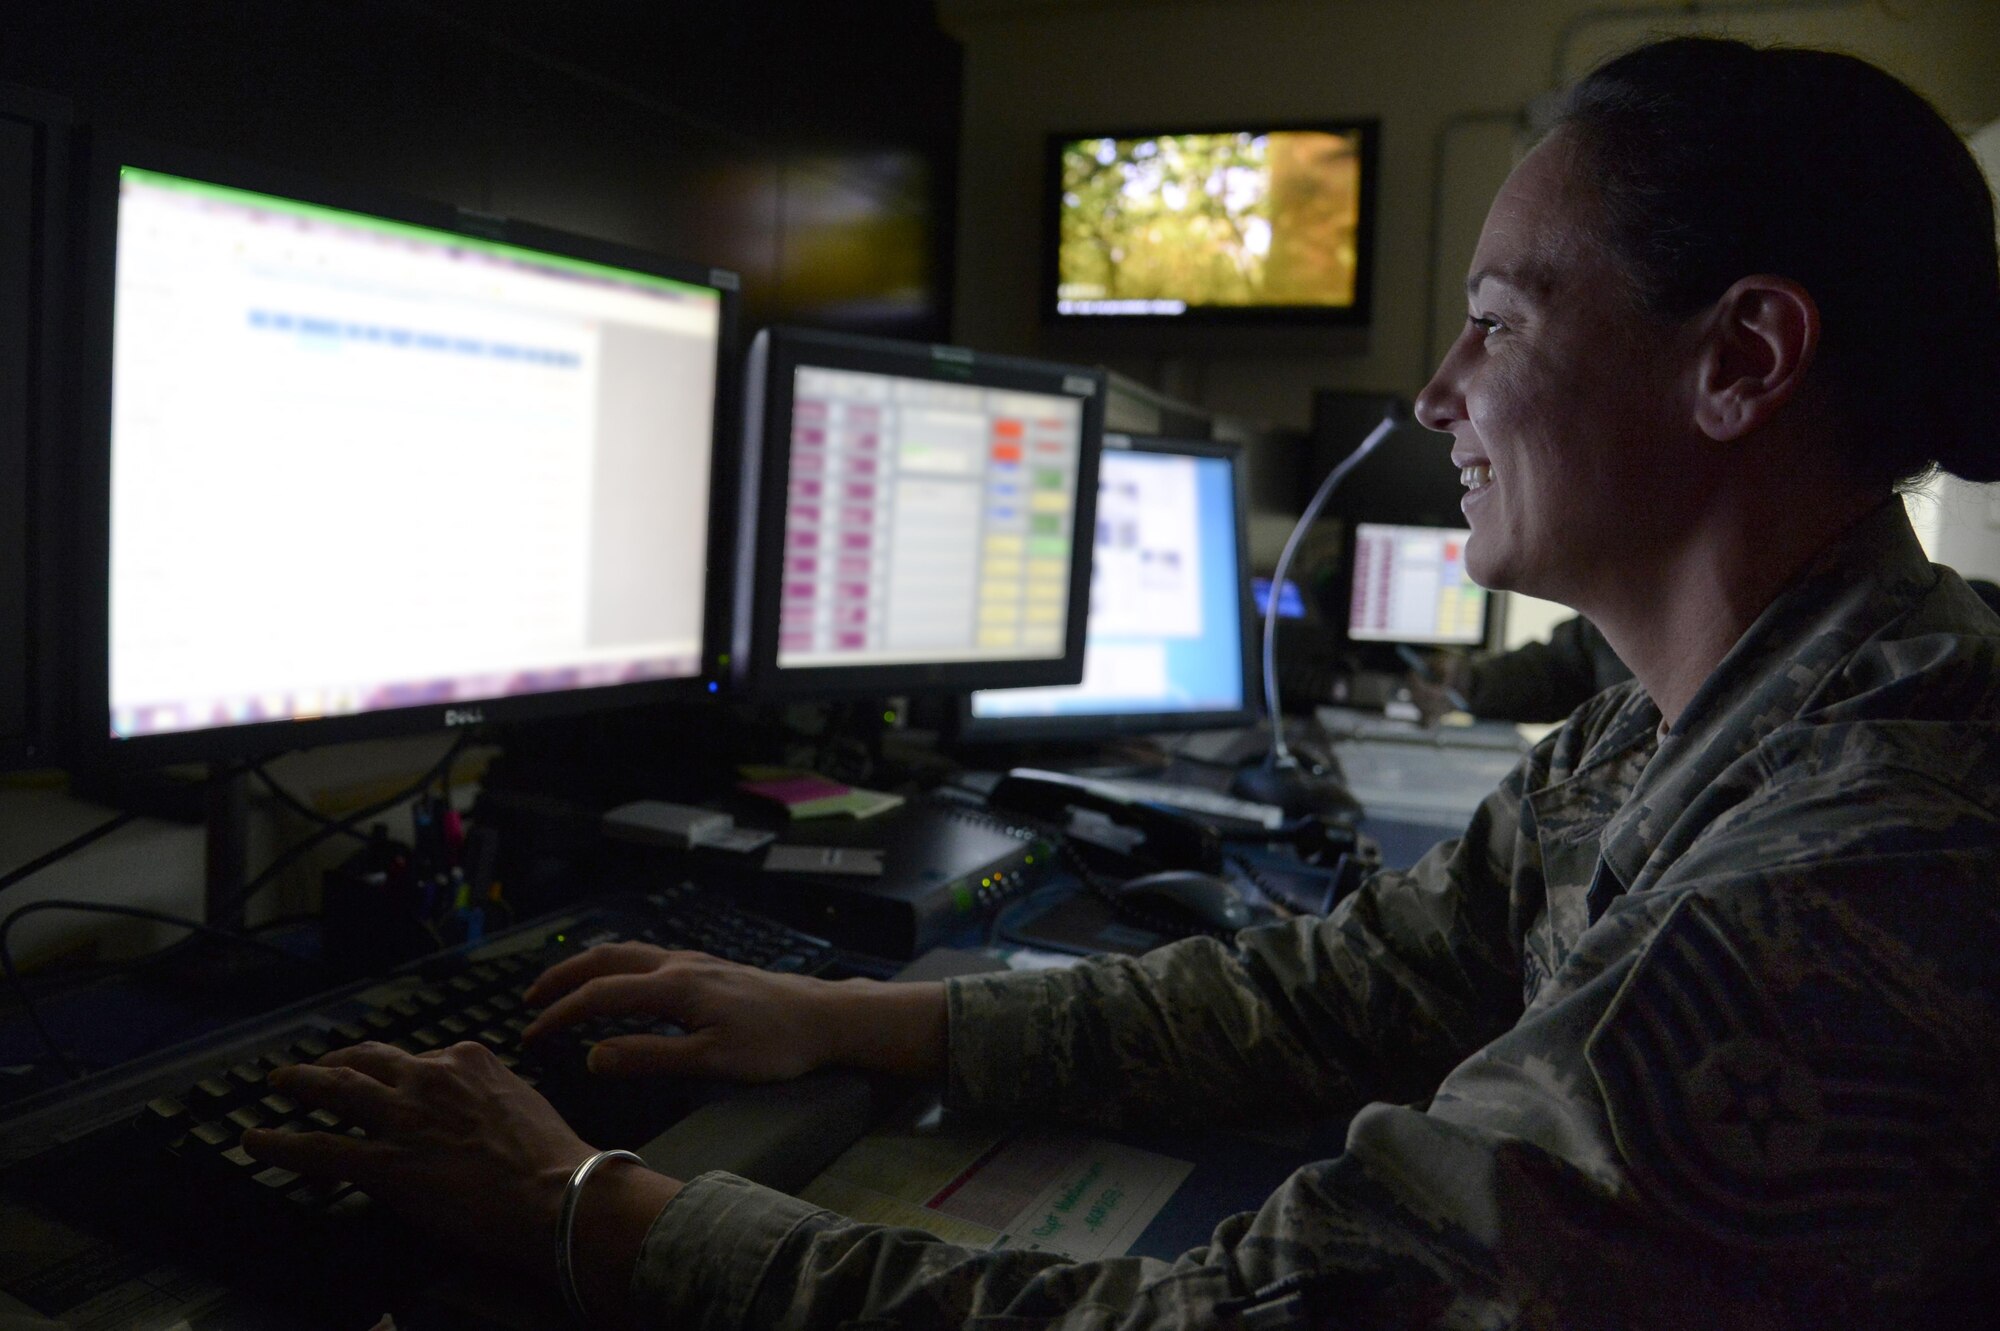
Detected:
left=733, top=326, right=1105, bottom=695
left=960, top=434, right=1255, bottom=742
left=1346, top=522, right=1488, bottom=647
left=75, top=143, right=739, bottom=763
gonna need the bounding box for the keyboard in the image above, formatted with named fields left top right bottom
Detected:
left=0, top=883, right=845, bottom=1327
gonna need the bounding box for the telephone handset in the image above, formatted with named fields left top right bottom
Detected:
left=986, top=768, right=1224, bottom=874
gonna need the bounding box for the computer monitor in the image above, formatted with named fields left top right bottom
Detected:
left=73, top=142, right=740, bottom=763
left=959, top=434, right=1255, bottom=742
left=1345, top=521, right=1487, bottom=647
left=732, top=326, right=1105, bottom=695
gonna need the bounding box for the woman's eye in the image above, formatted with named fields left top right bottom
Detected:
left=1468, top=314, right=1503, bottom=335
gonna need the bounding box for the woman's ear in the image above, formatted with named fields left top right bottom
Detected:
left=1692, top=275, right=1820, bottom=442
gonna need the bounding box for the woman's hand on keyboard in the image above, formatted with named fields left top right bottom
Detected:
left=521, top=942, right=948, bottom=1084
left=521, top=942, right=841, bottom=1082
left=243, top=1040, right=682, bottom=1320
left=242, top=1041, right=680, bottom=1277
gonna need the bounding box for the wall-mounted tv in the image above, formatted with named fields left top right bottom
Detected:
left=1044, top=120, right=1378, bottom=328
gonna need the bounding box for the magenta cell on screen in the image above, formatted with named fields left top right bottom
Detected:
left=780, top=633, right=814, bottom=652
left=849, top=457, right=878, bottom=475
left=841, top=533, right=872, bottom=551
left=795, top=428, right=826, bottom=446
left=793, top=452, right=823, bottom=475
left=839, top=608, right=869, bottom=627
left=781, top=609, right=815, bottom=630
left=785, top=582, right=816, bottom=599
left=850, top=434, right=878, bottom=451
left=795, top=400, right=827, bottom=418
left=845, top=483, right=875, bottom=501
left=792, top=504, right=822, bottom=523
left=835, top=631, right=866, bottom=650
left=787, top=530, right=818, bottom=551
left=792, top=480, right=823, bottom=499
left=787, top=557, right=818, bottom=576
left=839, top=583, right=869, bottom=600
left=837, top=557, right=870, bottom=576
left=841, top=507, right=872, bottom=526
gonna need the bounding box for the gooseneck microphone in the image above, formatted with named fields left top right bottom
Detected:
left=1232, top=400, right=1407, bottom=817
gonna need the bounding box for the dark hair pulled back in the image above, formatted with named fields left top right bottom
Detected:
left=1555, top=36, right=2000, bottom=486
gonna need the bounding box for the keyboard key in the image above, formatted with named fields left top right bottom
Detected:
left=191, top=1076, right=237, bottom=1110
left=306, top=1108, right=343, bottom=1131
left=139, top=1097, right=191, bottom=1138
left=252, top=1166, right=301, bottom=1191
left=226, top=1105, right=267, bottom=1133
left=188, top=1121, right=235, bottom=1151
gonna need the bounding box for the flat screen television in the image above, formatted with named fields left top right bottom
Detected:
left=1045, top=120, right=1378, bottom=327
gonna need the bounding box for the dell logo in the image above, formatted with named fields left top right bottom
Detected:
left=443, top=708, right=485, bottom=727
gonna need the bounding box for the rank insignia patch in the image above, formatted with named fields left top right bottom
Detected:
left=1585, top=897, right=1959, bottom=1248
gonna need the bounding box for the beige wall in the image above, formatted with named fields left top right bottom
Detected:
left=940, top=0, right=2000, bottom=432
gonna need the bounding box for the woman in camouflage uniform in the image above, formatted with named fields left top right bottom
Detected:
left=250, top=36, right=2000, bottom=1330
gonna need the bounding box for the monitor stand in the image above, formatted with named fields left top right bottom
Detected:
left=204, top=766, right=249, bottom=930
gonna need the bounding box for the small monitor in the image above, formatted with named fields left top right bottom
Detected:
left=1253, top=576, right=1306, bottom=620
left=1045, top=121, right=1378, bottom=327
left=960, top=435, right=1255, bottom=741
left=1346, top=522, right=1487, bottom=647
left=77, top=148, right=738, bottom=761
left=734, top=327, right=1104, bottom=695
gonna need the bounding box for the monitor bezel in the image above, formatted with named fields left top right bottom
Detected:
left=1041, top=118, right=1380, bottom=329
left=71, top=133, right=743, bottom=767
left=953, top=432, right=1259, bottom=745
left=734, top=325, right=1105, bottom=697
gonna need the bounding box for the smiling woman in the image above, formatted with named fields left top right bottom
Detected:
left=247, top=38, right=2000, bottom=1331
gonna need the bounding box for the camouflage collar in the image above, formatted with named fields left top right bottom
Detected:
left=1598, top=500, right=1937, bottom=895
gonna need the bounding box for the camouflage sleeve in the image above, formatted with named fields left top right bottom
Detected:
left=628, top=836, right=1995, bottom=1329
left=942, top=754, right=1538, bottom=1131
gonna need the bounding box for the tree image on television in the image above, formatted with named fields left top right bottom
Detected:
left=1058, top=130, right=1362, bottom=311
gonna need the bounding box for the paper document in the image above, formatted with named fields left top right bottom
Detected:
left=799, top=1110, right=1191, bottom=1261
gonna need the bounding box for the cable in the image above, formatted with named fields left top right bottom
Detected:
left=212, top=732, right=473, bottom=924
left=0, top=899, right=322, bottom=1081
left=0, top=810, right=143, bottom=900
left=250, top=765, right=373, bottom=843
left=1258, top=407, right=1403, bottom=767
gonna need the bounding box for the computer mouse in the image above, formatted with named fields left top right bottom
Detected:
left=1109, top=870, right=1253, bottom=932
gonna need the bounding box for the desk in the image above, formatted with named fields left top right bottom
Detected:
left=1323, top=708, right=1530, bottom=868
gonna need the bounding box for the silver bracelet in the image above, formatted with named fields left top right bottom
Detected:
left=556, top=1148, right=643, bottom=1323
